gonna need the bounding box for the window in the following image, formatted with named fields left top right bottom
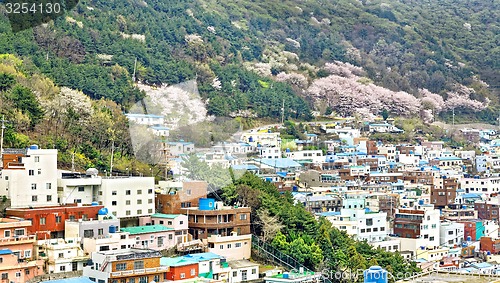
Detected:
left=128, top=279, right=135, bottom=283
left=148, top=209, right=153, bottom=214
left=430, top=236, right=435, bottom=241
left=38, top=169, right=42, bottom=175
left=15, top=272, right=21, bottom=278
left=40, top=217, right=46, bottom=225
left=137, top=200, right=142, bottom=204
left=233, top=272, right=237, bottom=277
left=240, top=214, right=247, bottom=220
left=116, top=263, right=127, bottom=271
left=112, top=201, right=117, bottom=206
left=158, top=237, right=164, bottom=246
left=25, top=269, right=30, bottom=275
left=55, top=216, right=62, bottom=223
left=126, top=190, right=131, bottom=195
left=34, top=156, right=40, bottom=162
left=148, top=199, right=153, bottom=204
left=4, top=230, right=10, bottom=238
left=180, top=221, right=184, bottom=225
left=190, top=268, right=196, bottom=276
left=24, top=250, right=31, bottom=258
left=1, top=273, right=7, bottom=280
left=126, top=210, right=131, bottom=216
left=180, top=273, right=186, bottom=279
left=125, top=200, right=131, bottom=205
left=168, top=234, right=173, bottom=240
left=168, top=221, right=173, bottom=225
left=98, top=228, right=104, bottom=236
left=112, top=191, right=117, bottom=195
left=137, top=190, right=142, bottom=195
left=58, top=253, right=64, bottom=258
left=31, top=183, right=37, bottom=190
left=186, top=190, right=192, bottom=196
left=84, top=230, right=94, bottom=237
left=227, top=244, right=232, bottom=249
left=15, top=229, right=25, bottom=236
left=366, top=219, right=373, bottom=226
left=252, top=269, right=257, bottom=274
left=220, top=245, right=224, bottom=249
left=134, top=260, right=144, bottom=269
left=137, top=209, right=142, bottom=215
left=29, top=170, right=34, bottom=176
left=235, top=243, right=241, bottom=248
left=47, top=195, right=52, bottom=202
left=148, top=189, right=153, bottom=194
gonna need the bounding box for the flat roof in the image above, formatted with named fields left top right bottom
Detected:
left=120, top=225, right=173, bottom=235
left=151, top=213, right=182, bottom=219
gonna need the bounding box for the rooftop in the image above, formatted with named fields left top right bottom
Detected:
left=151, top=213, right=183, bottom=219
left=120, top=225, right=173, bottom=235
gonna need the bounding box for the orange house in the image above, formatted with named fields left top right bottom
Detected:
left=162, top=257, right=199, bottom=281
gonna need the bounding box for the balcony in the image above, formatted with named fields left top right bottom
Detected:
left=110, top=266, right=168, bottom=278
left=0, top=235, right=36, bottom=246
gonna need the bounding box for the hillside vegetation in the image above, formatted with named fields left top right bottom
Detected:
left=0, top=0, right=498, bottom=121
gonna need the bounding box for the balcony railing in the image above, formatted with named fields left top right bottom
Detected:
left=0, top=235, right=36, bottom=245
left=110, top=267, right=168, bottom=277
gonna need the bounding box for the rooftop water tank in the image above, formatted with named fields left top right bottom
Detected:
left=199, top=198, right=215, bottom=211
left=29, top=144, right=39, bottom=150
left=91, top=202, right=99, bottom=206
left=286, top=148, right=291, bottom=153
left=363, top=266, right=388, bottom=283
left=249, top=137, right=254, bottom=142
left=283, top=273, right=289, bottom=279
left=86, top=168, right=99, bottom=177
left=98, top=208, right=108, bottom=215
left=467, top=236, right=472, bottom=241
left=109, top=225, right=117, bottom=233
left=418, top=200, right=424, bottom=205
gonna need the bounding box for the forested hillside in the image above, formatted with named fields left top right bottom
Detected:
left=0, top=0, right=498, bottom=121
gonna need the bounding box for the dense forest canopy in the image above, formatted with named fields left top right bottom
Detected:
left=0, top=0, right=498, bottom=121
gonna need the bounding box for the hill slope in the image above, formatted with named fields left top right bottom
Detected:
left=0, top=0, right=498, bottom=121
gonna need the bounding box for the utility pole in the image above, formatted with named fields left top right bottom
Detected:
left=132, top=57, right=137, bottom=83
left=281, top=99, right=285, bottom=125
left=0, top=116, right=9, bottom=169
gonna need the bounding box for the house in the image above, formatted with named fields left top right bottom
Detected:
left=241, top=131, right=281, bottom=148
left=0, top=146, right=58, bottom=208
left=82, top=231, right=135, bottom=254
left=393, top=205, right=441, bottom=251
left=119, top=225, right=176, bottom=251
left=205, top=232, right=252, bottom=261
left=181, top=198, right=251, bottom=240
left=228, top=260, right=260, bottom=283
left=439, top=221, right=464, bottom=248
left=259, top=146, right=282, bottom=159
left=6, top=203, right=103, bottom=239
left=36, top=238, right=89, bottom=273
left=156, top=181, right=208, bottom=214
left=83, top=249, right=168, bottom=283
left=0, top=218, right=44, bottom=281
left=161, top=256, right=199, bottom=281
left=150, top=126, right=170, bottom=137
left=141, top=214, right=189, bottom=244
left=368, top=123, right=404, bottom=133
left=0, top=249, right=44, bottom=282
left=125, top=113, right=165, bottom=126
left=64, top=214, right=120, bottom=244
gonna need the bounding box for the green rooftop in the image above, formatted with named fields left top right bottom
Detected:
left=151, top=213, right=182, bottom=219
left=120, top=225, right=173, bottom=235
left=270, top=271, right=316, bottom=279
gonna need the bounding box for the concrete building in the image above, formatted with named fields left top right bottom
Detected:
left=83, top=249, right=168, bottom=283
left=82, top=232, right=135, bottom=254
left=462, top=176, right=500, bottom=196
left=6, top=204, right=103, bottom=239
left=431, top=176, right=459, bottom=208
left=205, top=233, right=252, bottom=261
left=156, top=181, right=208, bottom=214
left=0, top=248, right=44, bottom=282
left=394, top=205, right=441, bottom=249
left=37, top=238, right=89, bottom=273
left=228, top=260, right=260, bottom=283
left=0, top=146, right=58, bottom=208
left=65, top=217, right=120, bottom=244
left=97, top=177, right=155, bottom=223
left=181, top=198, right=251, bottom=240
left=140, top=214, right=189, bottom=244
left=120, top=225, right=177, bottom=251
left=241, top=131, right=281, bottom=148
left=125, top=113, right=165, bottom=126
left=259, top=146, right=282, bottom=159
left=439, top=221, right=464, bottom=247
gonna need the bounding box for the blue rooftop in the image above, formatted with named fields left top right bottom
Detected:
left=0, top=249, right=12, bottom=255
left=316, top=211, right=341, bottom=217
left=231, top=164, right=259, bottom=171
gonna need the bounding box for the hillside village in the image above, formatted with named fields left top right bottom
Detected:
left=2, top=113, right=500, bottom=283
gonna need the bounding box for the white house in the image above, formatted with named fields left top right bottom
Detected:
left=228, top=260, right=260, bottom=283
left=439, top=221, right=464, bottom=247
left=0, top=146, right=58, bottom=208
left=125, top=113, right=165, bottom=126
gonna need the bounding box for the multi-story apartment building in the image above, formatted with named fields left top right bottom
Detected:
left=0, top=218, right=44, bottom=282
left=83, top=249, right=168, bottom=283
left=431, top=176, right=459, bottom=208
left=439, top=221, right=464, bottom=247
left=155, top=181, right=208, bottom=214
left=65, top=216, right=120, bottom=244
left=259, top=146, right=282, bottom=159
left=394, top=205, right=440, bottom=249
left=462, top=176, right=500, bottom=196
left=7, top=204, right=103, bottom=239
left=475, top=200, right=500, bottom=222
left=0, top=146, right=58, bottom=208
left=441, top=205, right=478, bottom=221
left=181, top=198, right=251, bottom=240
